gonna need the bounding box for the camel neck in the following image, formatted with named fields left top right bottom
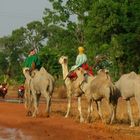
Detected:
left=24, top=72, right=31, bottom=80
left=80, top=76, right=93, bottom=93
left=61, top=63, right=69, bottom=79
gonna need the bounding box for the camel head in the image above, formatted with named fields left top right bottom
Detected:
left=75, top=68, right=87, bottom=84
left=59, top=56, right=69, bottom=79
left=23, top=67, right=31, bottom=79
left=59, top=56, right=68, bottom=65
left=97, top=69, right=109, bottom=74
left=75, top=67, right=86, bottom=76
left=97, top=69, right=111, bottom=81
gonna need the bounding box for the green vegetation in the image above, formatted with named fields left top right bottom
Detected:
left=0, top=0, right=140, bottom=84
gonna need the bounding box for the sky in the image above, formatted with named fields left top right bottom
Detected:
left=0, top=0, right=51, bottom=37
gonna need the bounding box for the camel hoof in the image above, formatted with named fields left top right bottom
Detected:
left=106, top=119, right=111, bottom=124
left=45, top=113, right=50, bottom=118
left=32, top=113, right=37, bottom=118
left=65, top=115, right=68, bottom=118
left=26, top=111, right=32, bottom=116
left=130, top=123, right=135, bottom=128
left=110, top=119, right=117, bottom=125
left=80, top=118, right=84, bottom=123
left=102, top=120, right=107, bottom=125
left=86, top=116, right=92, bottom=123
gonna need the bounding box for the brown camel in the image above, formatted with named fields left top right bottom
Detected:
left=75, top=68, right=118, bottom=123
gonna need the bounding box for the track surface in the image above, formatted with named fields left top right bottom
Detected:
left=0, top=87, right=140, bottom=140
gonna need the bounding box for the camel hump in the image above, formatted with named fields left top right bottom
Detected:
left=40, top=67, right=47, bottom=73
left=128, top=71, right=137, bottom=79
left=39, top=67, right=55, bottom=93
left=39, top=67, right=50, bottom=75
left=39, top=67, right=55, bottom=82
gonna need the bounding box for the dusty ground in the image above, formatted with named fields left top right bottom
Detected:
left=0, top=86, right=140, bottom=140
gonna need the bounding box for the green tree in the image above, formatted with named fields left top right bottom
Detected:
left=25, top=21, right=46, bottom=51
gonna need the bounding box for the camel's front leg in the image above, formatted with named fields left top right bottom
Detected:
left=24, top=91, right=32, bottom=116
left=87, top=98, right=92, bottom=122
left=43, top=91, right=51, bottom=117
left=96, top=101, right=105, bottom=123
left=78, top=97, right=84, bottom=122
left=65, top=94, right=71, bottom=118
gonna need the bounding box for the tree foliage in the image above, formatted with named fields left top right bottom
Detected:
left=0, top=0, right=140, bottom=83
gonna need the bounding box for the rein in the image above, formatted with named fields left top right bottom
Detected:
left=63, top=74, right=78, bottom=82
left=63, top=74, right=68, bottom=82
left=79, top=78, right=87, bottom=93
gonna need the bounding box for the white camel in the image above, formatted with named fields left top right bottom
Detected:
left=115, top=71, right=140, bottom=127
left=59, top=56, right=84, bottom=122
left=75, top=68, right=118, bottom=123
left=23, top=67, right=55, bottom=117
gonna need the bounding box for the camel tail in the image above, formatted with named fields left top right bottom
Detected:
left=48, top=78, right=55, bottom=95
left=109, top=85, right=119, bottom=106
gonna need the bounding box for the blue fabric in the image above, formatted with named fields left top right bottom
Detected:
left=70, top=54, right=87, bottom=71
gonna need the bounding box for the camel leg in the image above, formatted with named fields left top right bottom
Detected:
left=43, top=91, right=51, bottom=117
left=109, top=104, right=117, bottom=124
left=97, top=101, right=104, bottom=123
left=47, top=96, right=52, bottom=115
left=24, top=92, right=32, bottom=116
left=46, top=95, right=51, bottom=117
left=78, top=97, right=84, bottom=122
left=24, top=92, right=28, bottom=109
left=65, top=94, right=71, bottom=118
left=29, top=93, right=33, bottom=115
left=135, top=95, right=140, bottom=126
left=37, top=94, right=41, bottom=107
left=24, top=90, right=29, bottom=110
left=32, top=93, right=38, bottom=117
left=24, top=93, right=29, bottom=116
left=126, top=99, right=135, bottom=127
left=28, top=94, right=33, bottom=116
left=87, top=99, right=92, bottom=122
left=36, top=93, right=41, bottom=114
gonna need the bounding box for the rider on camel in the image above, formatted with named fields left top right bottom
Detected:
left=68, top=46, right=93, bottom=79
left=23, top=48, right=42, bottom=74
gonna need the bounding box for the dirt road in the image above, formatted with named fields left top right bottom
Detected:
left=0, top=97, right=140, bottom=140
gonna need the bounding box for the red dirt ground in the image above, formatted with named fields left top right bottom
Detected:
left=0, top=86, right=140, bottom=140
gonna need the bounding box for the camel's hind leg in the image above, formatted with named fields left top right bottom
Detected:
left=36, top=94, right=41, bottom=107
left=43, top=91, right=51, bottom=117
left=96, top=101, right=104, bottom=123
left=65, top=92, right=72, bottom=118
left=126, top=99, right=135, bottom=127
left=135, top=95, right=140, bottom=126
left=32, top=93, right=38, bottom=117
left=87, top=99, right=92, bottom=122
left=109, top=104, right=117, bottom=124
left=78, top=97, right=84, bottom=122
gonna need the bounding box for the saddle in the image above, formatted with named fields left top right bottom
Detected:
left=67, top=71, right=78, bottom=81
left=68, top=64, right=94, bottom=81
